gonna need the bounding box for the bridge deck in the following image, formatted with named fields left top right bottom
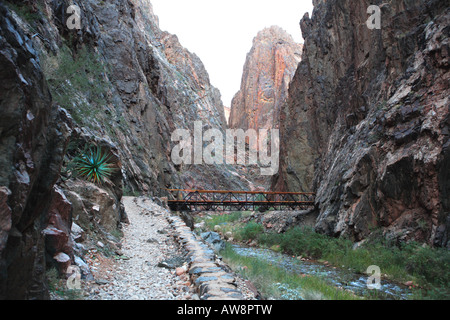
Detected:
left=164, top=189, right=315, bottom=212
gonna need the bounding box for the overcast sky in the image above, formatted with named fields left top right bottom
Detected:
left=151, top=0, right=314, bottom=107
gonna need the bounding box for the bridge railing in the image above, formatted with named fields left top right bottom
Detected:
left=164, top=189, right=315, bottom=212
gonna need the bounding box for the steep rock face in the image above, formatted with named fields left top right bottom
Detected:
left=70, top=0, right=236, bottom=191
left=0, top=4, right=72, bottom=298
left=273, top=0, right=449, bottom=246
left=229, top=26, right=302, bottom=132
left=8, top=0, right=245, bottom=193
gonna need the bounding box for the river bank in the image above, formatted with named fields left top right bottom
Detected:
left=194, top=210, right=450, bottom=300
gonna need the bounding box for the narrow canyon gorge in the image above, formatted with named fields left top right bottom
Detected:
left=0, top=0, right=448, bottom=301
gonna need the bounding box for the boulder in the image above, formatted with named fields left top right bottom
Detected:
left=53, top=252, right=71, bottom=274
left=71, top=222, right=85, bottom=243
left=201, top=232, right=226, bottom=252
left=74, top=256, right=94, bottom=281
left=44, top=187, right=74, bottom=258
left=64, top=180, right=123, bottom=233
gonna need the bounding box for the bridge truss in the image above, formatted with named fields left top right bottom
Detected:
left=164, top=189, right=315, bottom=212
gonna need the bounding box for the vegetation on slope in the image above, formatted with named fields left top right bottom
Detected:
left=196, top=212, right=450, bottom=300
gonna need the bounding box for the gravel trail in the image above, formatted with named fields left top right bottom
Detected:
left=86, top=197, right=191, bottom=300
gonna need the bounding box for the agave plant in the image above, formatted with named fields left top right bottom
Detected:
left=73, top=147, right=116, bottom=184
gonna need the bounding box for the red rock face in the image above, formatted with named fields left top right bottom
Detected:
left=43, top=186, right=74, bottom=273
left=229, top=26, right=302, bottom=134
left=224, top=106, right=231, bottom=124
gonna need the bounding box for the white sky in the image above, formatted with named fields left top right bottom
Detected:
left=151, top=0, right=314, bottom=107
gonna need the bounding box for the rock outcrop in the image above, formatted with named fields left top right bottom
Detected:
left=229, top=26, right=302, bottom=132
left=0, top=3, right=73, bottom=298
left=272, top=0, right=449, bottom=246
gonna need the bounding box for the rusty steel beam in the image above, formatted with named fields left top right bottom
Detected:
left=165, top=188, right=315, bottom=195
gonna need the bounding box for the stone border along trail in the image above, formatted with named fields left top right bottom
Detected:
left=85, top=196, right=256, bottom=300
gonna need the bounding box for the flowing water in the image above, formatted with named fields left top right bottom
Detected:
left=231, top=244, right=412, bottom=300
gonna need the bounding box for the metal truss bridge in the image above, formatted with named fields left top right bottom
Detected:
left=165, top=189, right=315, bottom=212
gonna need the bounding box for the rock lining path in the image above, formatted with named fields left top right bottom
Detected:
left=85, top=196, right=256, bottom=300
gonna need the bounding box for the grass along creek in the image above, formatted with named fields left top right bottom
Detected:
left=194, top=211, right=450, bottom=300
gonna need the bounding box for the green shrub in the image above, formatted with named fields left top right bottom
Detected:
left=6, top=2, right=41, bottom=23
left=234, top=222, right=264, bottom=241
left=73, top=146, right=116, bottom=184
left=205, top=211, right=243, bottom=230
left=123, top=186, right=141, bottom=197
left=42, top=46, right=110, bottom=126
left=46, top=267, right=83, bottom=300
left=259, top=226, right=341, bottom=259
left=405, top=245, right=450, bottom=287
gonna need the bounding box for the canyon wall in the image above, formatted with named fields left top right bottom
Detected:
left=273, top=0, right=449, bottom=246
left=229, top=26, right=302, bottom=131
left=0, top=0, right=247, bottom=299
left=13, top=0, right=245, bottom=193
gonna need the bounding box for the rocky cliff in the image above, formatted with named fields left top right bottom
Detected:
left=229, top=26, right=302, bottom=132
left=10, top=0, right=246, bottom=193
left=272, top=0, right=449, bottom=247
left=0, top=0, right=249, bottom=299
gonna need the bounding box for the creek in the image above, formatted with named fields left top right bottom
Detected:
left=230, top=244, right=412, bottom=300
